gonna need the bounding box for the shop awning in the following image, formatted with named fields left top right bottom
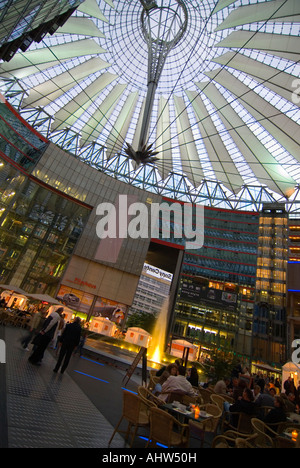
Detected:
left=26, top=293, right=62, bottom=305
left=0, top=284, right=27, bottom=295
left=253, top=363, right=281, bottom=373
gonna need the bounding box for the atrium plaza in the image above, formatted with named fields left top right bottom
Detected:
left=0, top=0, right=300, bottom=370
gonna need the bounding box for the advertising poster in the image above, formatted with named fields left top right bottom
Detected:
left=93, top=297, right=127, bottom=325
left=57, top=285, right=127, bottom=326
left=180, top=281, right=237, bottom=309
left=57, top=285, right=94, bottom=314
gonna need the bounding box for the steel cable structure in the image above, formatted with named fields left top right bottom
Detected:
left=0, top=0, right=300, bottom=212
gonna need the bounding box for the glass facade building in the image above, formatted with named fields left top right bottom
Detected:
left=0, top=159, right=91, bottom=294
left=0, top=0, right=85, bottom=61
left=0, top=95, right=92, bottom=295
left=169, top=205, right=259, bottom=363
left=252, top=203, right=288, bottom=365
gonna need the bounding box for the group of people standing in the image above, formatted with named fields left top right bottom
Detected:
left=23, top=306, right=84, bottom=374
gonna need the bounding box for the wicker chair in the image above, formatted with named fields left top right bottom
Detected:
left=160, top=390, right=187, bottom=403
left=210, top=394, right=227, bottom=412
left=146, top=407, right=189, bottom=448
left=235, top=437, right=257, bottom=448
left=182, top=393, right=203, bottom=406
left=222, top=394, right=235, bottom=404
left=149, top=369, right=157, bottom=379
left=222, top=410, right=254, bottom=435
left=137, top=385, right=164, bottom=407
left=189, top=403, right=222, bottom=447
left=108, top=390, right=154, bottom=447
left=212, top=431, right=258, bottom=448
left=251, top=418, right=278, bottom=448
left=198, top=387, right=213, bottom=405
left=148, top=375, right=160, bottom=392
left=12, top=315, right=28, bottom=327
left=211, top=435, right=233, bottom=448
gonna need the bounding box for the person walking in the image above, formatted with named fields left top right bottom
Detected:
left=53, top=317, right=82, bottom=374
left=28, top=307, right=64, bottom=365
left=21, top=308, right=47, bottom=350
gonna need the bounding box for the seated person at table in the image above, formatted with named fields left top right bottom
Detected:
left=254, top=384, right=276, bottom=405
left=232, top=378, right=248, bottom=402
left=159, top=365, right=198, bottom=402
left=153, top=363, right=178, bottom=395
left=228, top=387, right=256, bottom=428
left=214, top=377, right=230, bottom=395
left=186, top=366, right=199, bottom=387
left=263, top=396, right=287, bottom=432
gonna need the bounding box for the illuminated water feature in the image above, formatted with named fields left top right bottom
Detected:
left=147, top=297, right=169, bottom=365
left=85, top=298, right=171, bottom=371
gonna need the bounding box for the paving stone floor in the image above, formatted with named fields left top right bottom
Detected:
left=1, top=325, right=214, bottom=452
left=1, top=325, right=126, bottom=448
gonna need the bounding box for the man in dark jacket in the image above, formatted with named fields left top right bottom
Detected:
left=53, top=317, right=82, bottom=374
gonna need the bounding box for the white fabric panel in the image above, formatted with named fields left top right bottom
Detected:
left=274, top=14, right=300, bottom=22
left=0, top=60, right=61, bottom=79
left=0, top=40, right=105, bottom=72
left=51, top=72, right=118, bottom=132
left=215, top=0, right=300, bottom=31
left=186, top=89, right=244, bottom=193
left=103, top=0, right=115, bottom=7
left=22, top=57, right=110, bottom=107
left=80, top=83, right=127, bottom=145
left=130, top=98, right=145, bottom=151
left=213, top=51, right=297, bottom=103
left=197, top=80, right=296, bottom=197
left=173, top=95, right=204, bottom=187
left=128, top=99, right=146, bottom=171
left=213, top=0, right=236, bottom=14
left=156, top=96, right=173, bottom=180
left=206, top=67, right=300, bottom=147
left=215, top=31, right=300, bottom=58
left=106, top=92, right=139, bottom=160
left=53, top=17, right=105, bottom=38
left=203, top=68, right=300, bottom=161
left=77, top=0, right=108, bottom=22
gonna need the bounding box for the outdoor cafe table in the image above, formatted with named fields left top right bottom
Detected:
left=162, top=402, right=214, bottom=424
left=288, top=412, right=300, bottom=424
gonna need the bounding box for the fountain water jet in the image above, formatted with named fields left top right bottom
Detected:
left=148, top=297, right=170, bottom=364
